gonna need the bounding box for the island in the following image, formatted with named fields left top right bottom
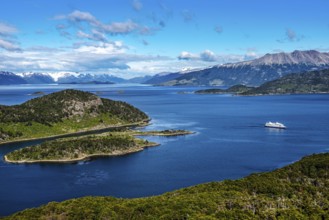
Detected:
left=0, top=89, right=149, bottom=143
left=4, top=129, right=194, bottom=163
left=195, top=84, right=254, bottom=95
left=132, top=129, right=195, bottom=136
left=4, top=153, right=329, bottom=219
left=4, top=133, right=157, bottom=163
left=241, top=69, right=329, bottom=95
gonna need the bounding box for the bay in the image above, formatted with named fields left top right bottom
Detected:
left=0, top=84, right=328, bottom=216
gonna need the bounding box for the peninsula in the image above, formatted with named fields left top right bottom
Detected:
left=5, top=153, right=329, bottom=219
left=4, top=129, right=193, bottom=163
left=0, top=89, right=149, bottom=143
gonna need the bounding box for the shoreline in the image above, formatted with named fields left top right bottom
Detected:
left=4, top=142, right=159, bottom=164
left=0, top=119, right=150, bottom=146
left=133, top=130, right=195, bottom=136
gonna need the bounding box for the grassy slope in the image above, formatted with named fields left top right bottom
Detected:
left=5, top=153, right=329, bottom=219
left=0, top=89, right=148, bottom=142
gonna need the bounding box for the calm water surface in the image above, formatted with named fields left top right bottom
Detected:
left=0, top=84, right=328, bottom=216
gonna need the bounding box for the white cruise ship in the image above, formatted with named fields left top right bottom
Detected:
left=265, top=121, right=286, bottom=129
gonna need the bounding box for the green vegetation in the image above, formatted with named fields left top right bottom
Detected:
left=0, top=89, right=148, bottom=142
left=5, top=133, right=156, bottom=163
left=195, top=85, right=254, bottom=94
left=5, top=153, right=329, bottom=219
left=4, top=129, right=193, bottom=163
left=242, top=69, right=329, bottom=95
left=133, top=129, right=194, bottom=136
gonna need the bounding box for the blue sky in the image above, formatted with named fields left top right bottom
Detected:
left=0, top=0, right=328, bottom=78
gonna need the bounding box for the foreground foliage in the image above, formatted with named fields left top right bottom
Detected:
left=0, top=89, right=148, bottom=142
left=5, top=153, right=329, bottom=219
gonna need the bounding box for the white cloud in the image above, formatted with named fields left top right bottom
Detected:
left=0, top=39, right=20, bottom=51
left=132, top=0, right=143, bottom=11
left=0, top=22, right=21, bottom=52
left=200, top=50, right=216, bottom=62
left=178, top=51, right=199, bottom=60
left=178, top=50, right=218, bottom=62
left=55, top=10, right=145, bottom=37
left=77, top=30, right=108, bottom=42
left=66, top=10, right=99, bottom=26
left=277, top=28, right=305, bottom=43
left=100, top=20, right=139, bottom=35
left=0, top=22, right=17, bottom=36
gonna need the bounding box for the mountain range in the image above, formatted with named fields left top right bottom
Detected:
left=158, top=50, right=329, bottom=86
left=0, top=72, right=130, bottom=85
left=1, top=50, right=329, bottom=86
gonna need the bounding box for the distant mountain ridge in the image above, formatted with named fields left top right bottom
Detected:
left=2, top=50, right=329, bottom=86
left=0, top=71, right=27, bottom=85
left=0, top=72, right=129, bottom=84
left=159, top=50, right=329, bottom=86
left=242, top=68, right=329, bottom=95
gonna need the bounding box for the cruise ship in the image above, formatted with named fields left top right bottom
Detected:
left=265, top=121, right=286, bottom=129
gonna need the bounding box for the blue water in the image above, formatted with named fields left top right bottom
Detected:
left=0, top=84, right=329, bottom=216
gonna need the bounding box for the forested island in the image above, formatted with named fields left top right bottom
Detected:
left=4, top=129, right=193, bottom=163
left=195, top=69, right=329, bottom=96
left=132, top=129, right=194, bottom=136
left=5, top=153, right=329, bottom=219
left=195, top=85, right=254, bottom=95
left=0, top=89, right=149, bottom=143
left=4, top=133, right=157, bottom=163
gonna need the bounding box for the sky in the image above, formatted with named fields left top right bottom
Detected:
left=0, top=0, right=328, bottom=78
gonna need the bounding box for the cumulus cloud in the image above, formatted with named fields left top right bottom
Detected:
left=178, top=50, right=218, bottom=62
left=66, top=10, right=99, bottom=26
left=55, top=10, right=149, bottom=38
left=0, top=41, right=171, bottom=76
left=200, top=50, right=216, bottom=62
left=77, top=30, right=108, bottom=42
left=277, top=28, right=304, bottom=43
left=0, top=22, right=17, bottom=36
left=132, top=0, right=143, bottom=11
left=178, top=51, right=199, bottom=60
left=0, top=39, right=21, bottom=52
left=214, top=25, right=223, bottom=34
left=101, top=20, right=139, bottom=35
left=0, top=22, right=21, bottom=52
left=244, top=48, right=258, bottom=60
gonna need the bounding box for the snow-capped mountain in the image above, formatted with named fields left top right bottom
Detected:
left=56, top=73, right=126, bottom=84
left=144, top=68, right=201, bottom=85
left=159, top=50, right=329, bottom=86
left=17, top=72, right=55, bottom=84
left=0, top=71, right=27, bottom=85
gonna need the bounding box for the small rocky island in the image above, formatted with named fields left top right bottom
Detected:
left=0, top=89, right=149, bottom=143
left=4, top=129, right=193, bottom=163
